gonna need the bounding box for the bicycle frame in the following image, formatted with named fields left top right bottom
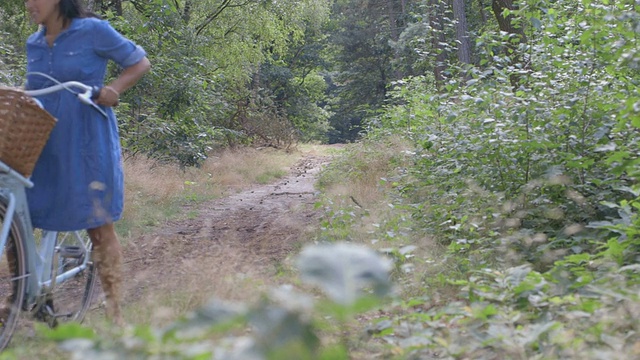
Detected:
left=0, top=139, right=92, bottom=309
left=0, top=76, right=103, bottom=347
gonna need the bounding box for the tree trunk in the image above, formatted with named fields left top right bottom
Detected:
left=429, top=0, right=448, bottom=89
left=491, top=0, right=528, bottom=87
left=386, top=0, right=399, bottom=41
left=183, top=0, right=192, bottom=23
left=491, top=0, right=526, bottom=41
left=113, top=0, right=123, bottom=16
left=478, top=0, right=488, bottom=22
left=452, top=0, right=472, bottom=64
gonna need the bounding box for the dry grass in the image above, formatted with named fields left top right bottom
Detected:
left=116, top=145, right=326, bottom=320
left=1, top=145, right=328, bottom=358
left=201, top=147, right=294, bottom=187
left=6, top=144, right=369, bottom=358
left=318, top=137, right=449, bottom=296
left=118, top=147, right=302, bottom=240
left=124, top=256, right=274, bottom=328
left=319, top=136, right=412, bottom=208
left=318, top=137, right=415, bottom=241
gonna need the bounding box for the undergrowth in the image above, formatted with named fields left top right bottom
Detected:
left=312, top=1, right=640, bottom=358
left=315, top=139, right=640, bottom=359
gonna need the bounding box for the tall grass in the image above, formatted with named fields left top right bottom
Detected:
left=316, top=137, right=448, bottom=295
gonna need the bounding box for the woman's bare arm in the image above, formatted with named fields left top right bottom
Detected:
left=96, top=57, right=151, bottom=107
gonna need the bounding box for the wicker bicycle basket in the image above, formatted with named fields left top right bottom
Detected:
left=0, top=87, right=57, bottom=177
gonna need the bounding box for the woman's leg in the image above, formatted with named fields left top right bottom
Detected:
left=87, top=223, right=124, bottom=326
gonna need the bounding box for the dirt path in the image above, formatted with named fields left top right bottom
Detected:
left=117, top=153, right=332, bottom=322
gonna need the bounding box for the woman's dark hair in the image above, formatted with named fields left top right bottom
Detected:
left=59, top=0, right=101, bottom=21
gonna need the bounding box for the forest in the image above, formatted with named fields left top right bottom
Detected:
left=1, top=0, right=640, bottom=358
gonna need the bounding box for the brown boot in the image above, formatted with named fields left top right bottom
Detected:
left=0, top=306, right=10, bottom=325
left=88, top=224, right=125, bottom=327
left=0, top=241, right=19, bottom=324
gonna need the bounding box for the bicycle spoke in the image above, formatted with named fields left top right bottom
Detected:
left=41, top=231, right=97, bottom=325
left=0, top=199, right=27, bottom=350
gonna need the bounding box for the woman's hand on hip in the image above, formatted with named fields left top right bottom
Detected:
left=95, top=57, right=151, bottom=107
left=96, top=86, right=120, bottom=107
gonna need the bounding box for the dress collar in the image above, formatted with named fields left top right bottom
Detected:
left=38, top=17, right=83, bottom=41
left=28, top=17, right=92, bottom=47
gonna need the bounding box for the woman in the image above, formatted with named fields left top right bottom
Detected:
left=24, top=0, right=151, bottom=326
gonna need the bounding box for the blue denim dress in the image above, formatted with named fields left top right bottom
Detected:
left=25, top=17, right=146, bottom=231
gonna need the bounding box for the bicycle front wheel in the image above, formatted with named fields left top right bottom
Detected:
left=46, top=230, right=97, bottom=325
left=0, top=199, right=27, bottom=350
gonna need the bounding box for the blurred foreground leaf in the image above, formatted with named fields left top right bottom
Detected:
left=297, top=242, right=393, bottom=305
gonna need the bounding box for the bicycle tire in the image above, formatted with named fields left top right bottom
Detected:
left=44, top=231, right=97, bottom=326
left=0, top=199, right=27, bottom=350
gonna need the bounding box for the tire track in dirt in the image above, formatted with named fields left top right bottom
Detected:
left=119, top=154, right=331, bottom=314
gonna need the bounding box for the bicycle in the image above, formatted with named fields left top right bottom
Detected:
left=0, top=75, right=107, bottom=349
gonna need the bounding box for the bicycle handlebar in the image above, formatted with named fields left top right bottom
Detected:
left=23, top=73, right=108, bottom=118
